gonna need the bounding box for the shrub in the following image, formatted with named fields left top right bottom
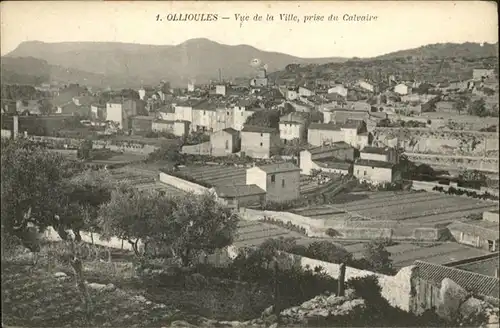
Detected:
left=259, top=217, right=307, bottom=235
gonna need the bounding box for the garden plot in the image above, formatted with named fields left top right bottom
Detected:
left=390, top=243, right=491, bottom=269
left=134, top=182, right=187, bottom=197
left=177, top=165, right=247, bottom=187
left=327, top=191, right=495, bottom=223
left=233, top=220, right=308, bottom=248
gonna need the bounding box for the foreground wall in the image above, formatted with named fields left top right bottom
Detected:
left=159, top=172, right=209, bottom=194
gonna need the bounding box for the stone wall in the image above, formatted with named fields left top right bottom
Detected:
left=287, top=254, right=416, bottom=311
left=405, top=153, right=499, bottom=173
left=181, top=141, right=211, bottom=155
left=26, top=135, right=158, bottom=154
left=159, top=172, right=209, bottom=194
left=373, top=127, right=499, bottom=157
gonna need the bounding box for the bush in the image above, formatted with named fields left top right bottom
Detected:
left=259, top=217, right=307, bottom=235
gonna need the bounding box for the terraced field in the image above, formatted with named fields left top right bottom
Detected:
left=296, top=191, right=498, bottom=225
left=233, top=220, right=309, bottom=248
left=109, top=168, right=186, bottom=197
left=334, top=240, right=492, bottom=270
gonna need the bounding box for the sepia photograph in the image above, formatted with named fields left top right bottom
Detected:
left=1, top=1, right=499, bottom=327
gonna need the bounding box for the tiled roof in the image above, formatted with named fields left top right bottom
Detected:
left=280, top=112, right=306, bottom=124
left=241, top=125, right=277, bottom=134
left=215, top=184, right=266, bottom=198
left=314, top=160, right=352, bottom=171
left=308, top=123, right=342, bottom=131
left=132, top=116, right=154, bottom=121
left=158, top=105, right=175, bottom=113
left=447, top=220, right=499, bottom=241
left=255, top=162, right=300, bottom=174
left=451, top=256, right=500, bottom=277
left=222, top=128, right=239, bottom=136
left=342, top=119, right=364, bottom=130
left=308, top=142, right=352, bottom=155
left=354, top=159, right=394, bottom=169
left=414, top=260, right=500, bottom=298
left=362, top=146, right=391, bottom=155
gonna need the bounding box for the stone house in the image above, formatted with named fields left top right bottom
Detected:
left=299, top=142, right=354, bottom=175
left=279, top=112, right=306, bottom=142
left=298, top=86, right=315, bottom=97
left=106, top=99, right=138, bottom=130
left=90, top=104, right=107, bottom=120
left=327, top=85, right=348, bottom=97
left=447, top=220, right=499, bottom=252
left=130, top=116, right=153, bottom=135
left=210, top=128, right=241, bottom=156
left=410, top=260, right=500, bottom=315
left=246, top=162, right=301, bottom=203
left=214, top=184, right=266, bottom=209
left=157, top=105, right=176, bottom=121
left=240, top=126, right=280, bottom=159
left=394, top=83, right=412, bottom=96
left=152, top=119, right=190, bottom=137
left=360, top=146, right=399, bottom=164
left=353, top=159, right=401, bottom=185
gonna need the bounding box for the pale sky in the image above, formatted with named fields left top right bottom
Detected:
left=1, top=1, right=498, bottom=58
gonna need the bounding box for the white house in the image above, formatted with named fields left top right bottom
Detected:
left=353, top=159, right=401, bottom=185
left=279, top=112, right=306, bottom=142
left=246, top=162, right=301, bottom=203
left=215, top=85, right=227, bottom=96
left=327, top=85, right=348, bottom=97
left=357, top=80, right=375, bottom=92
left=394, top=83, right=412, bottom=96
left=105, top=99, right=137, bottom=130
left=298, top=86, right=315, bottom=97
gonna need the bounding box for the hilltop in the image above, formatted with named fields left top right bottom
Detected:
left=3, top=38, right=346, bottom=88
left=270, top=42, right=499, bottom=86
left=374, top=42, right=499, bottom=60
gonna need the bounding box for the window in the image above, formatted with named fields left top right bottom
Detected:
left=364, top=171, right=367, bottom=176
left=282, top=179, right=285, bottom=187
left=260, top=142, right=263, bottom=147
left=204, top=111, right=206, bottom=115
left=225, top=140, right=229, bottom=150
left=260, top=133, right=263, bottom=137
left=241, top=112, right=243, bottom=116
left=356, top=170, right=359, bottom=175
left=227, top=111, right=229, bottom=115
left=271, top=174, right=275, bottom=183
left=488, top=240, right=495, bottom=252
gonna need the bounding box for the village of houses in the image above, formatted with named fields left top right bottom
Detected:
left=1, top=65, right=500, bottom=319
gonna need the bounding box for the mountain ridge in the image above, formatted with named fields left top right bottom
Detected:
left=2, top=39, right=498, bottom=88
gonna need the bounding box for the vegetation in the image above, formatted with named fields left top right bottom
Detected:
left=244, top=109, right=281, bottom=128
left=259, top=216, right=307, bottom=235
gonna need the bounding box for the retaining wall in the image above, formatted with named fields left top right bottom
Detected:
left=159, top=172, right=209, bottom=194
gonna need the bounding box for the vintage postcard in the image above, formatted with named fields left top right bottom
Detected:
left=1, top=1, right=499, bottom=327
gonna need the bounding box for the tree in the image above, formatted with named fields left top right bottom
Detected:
left=468, top=99, right=488, bottom=117
left=454, top=97, right=468, bottom=115
left=98, top=188, right=171, bottom=257
left=77, top=139, right=93, bottom=160
left=306, top=241, right=354, bottom=264
left=245, top=109, right=281, bottom=128
left=1, top=139, right=76, bottom=242
left=362, top=239, right=394, bottom=275
left=59, top=170, right=118, bottom=241
left=147, top=141, right=183, bottom=162
left=168, top=192, right=239, bottom=266
left=38, top=98, right=53, bottom=115
left=98, top=190, right=239, bottom=265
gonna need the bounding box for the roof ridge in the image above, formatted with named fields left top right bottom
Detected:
left=415, top=260, right=500, bottom=281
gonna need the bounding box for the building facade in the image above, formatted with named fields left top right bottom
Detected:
left=210, top=128, right=241, bottom=156
left=240, top=126, right=280, bottom=159
left=246, top=162, right=301, bottom=203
